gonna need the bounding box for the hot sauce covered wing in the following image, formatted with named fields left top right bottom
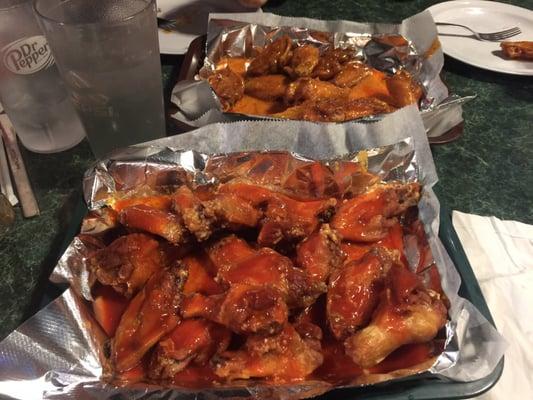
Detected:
left=207, top=35, right=423, bottom=122
left=85, top=152, right=448, bottom=387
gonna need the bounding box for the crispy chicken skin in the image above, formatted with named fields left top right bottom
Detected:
left=112, top=267, right=187, bottom=372
left=149, top=319, right=231, bottom=380
left=344, top=264, right=447, bottom=368
left=214, top=323, right=323, bottom=381
left=88, top=233, right=164, bottom=298
left=331, top=182, right=420, bottom=242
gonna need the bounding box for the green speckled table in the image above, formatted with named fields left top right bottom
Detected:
left=0, top=0, right=532, bottom=344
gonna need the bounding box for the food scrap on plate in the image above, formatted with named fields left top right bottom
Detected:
left=500, top=41, right=533, bottom=60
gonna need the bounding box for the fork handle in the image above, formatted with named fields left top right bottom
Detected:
left=435, top=22, right=474, bottom=33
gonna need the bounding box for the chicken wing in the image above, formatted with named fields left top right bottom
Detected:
left=112, top=267, right=187, bottom=372
left=244, top=74, right=289, bottom=100
left=386, top=70, right=423, bottom=108
left=327, top=249, right=395, bottom=340
left=149, top=319, right=231, bottom=380
left=119, top=204, right=186, bottom=244
left=286, top=44, right=320, bottom=77
left=344, top=264, right=447, bottom=368
left=207, top=235, right=326, bottom=308
left=172, top=186, right=215, bottom=241
left=332, top=62, right=371, bottom=88
left=296, top=224, right=343, bottom=284
left=286, top=78, right=347, bottom=104
left=172, top=186, right=261, bottom=242
left=247, top=35, right=293, bottom=76
left=214, top=323, right=323, bottom=382
left=313, top=47, right=357, bottom=80
left=331, top=182, right=420, bottom=242
left=218, top=181, right=337, bottom=245
left=309, top=97, right=394, bottom=122
left=182, top=284, right=288, bottom=335
left=88, top=233, right=164, bottom=298
left=181, top=252, right=223, bottom=296
left=208, top=67, right=244, bottom=110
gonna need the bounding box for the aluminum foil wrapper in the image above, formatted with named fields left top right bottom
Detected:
left=170, top=10, right=474, bottom=138
left=0, top=106, right=504, bottom=400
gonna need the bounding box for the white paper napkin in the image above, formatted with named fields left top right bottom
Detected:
left=452, top=211, right=533, bottom=399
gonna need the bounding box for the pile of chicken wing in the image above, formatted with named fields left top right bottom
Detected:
left=84, top=152, right=448, bottom=387
left=207, top=35, right=423, bottom=122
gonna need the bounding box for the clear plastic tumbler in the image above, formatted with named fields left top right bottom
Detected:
left=0, top=0, right=86, bottom=153
left=34, top=0, right=166, bottom=158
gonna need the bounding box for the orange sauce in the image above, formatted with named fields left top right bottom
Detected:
left=112, top=195, right=173, bottom=213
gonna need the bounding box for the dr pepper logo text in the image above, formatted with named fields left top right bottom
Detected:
left=2, top=36, right=54, bottom=75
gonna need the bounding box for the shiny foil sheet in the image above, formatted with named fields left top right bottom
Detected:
left=170, top=11, right=474, bottom=137
left=0, top=107, right=504, bottom=399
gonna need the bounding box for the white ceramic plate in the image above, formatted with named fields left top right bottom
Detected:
left=428, top=0, right=533, bottom=75
left=157, top=0, right=261, bottom=54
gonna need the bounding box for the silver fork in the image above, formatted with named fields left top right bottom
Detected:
left=436, top=22, right=521, bottom=41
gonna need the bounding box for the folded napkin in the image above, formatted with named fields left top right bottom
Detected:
left=452, top=211, right=533, bottom=399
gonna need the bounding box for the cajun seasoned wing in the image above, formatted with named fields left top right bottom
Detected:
left=344, top=264, right=447, bottom=368
left=313, top=47, right=357, bottom=80
left=308, top=97, right=394, bottom=122
left=149, top=319, right=231, bottom=379
left=331, top=182, right=420, bottom=242
left=286, top=44, right=320, bottom=77
left=327, top=249, right=395, bottom=340
left=214, top=323, right=323, bottom=381
left=119, top=205, right=186, bottom=244
left=245, top=74, right=290, bottom=100
left=88, top=234, right=164, bottom=298
left=182, top=284, right=288, bottom=335
left=112, top=267, right=187, bottom=372
left=286, top=78, right=348, bottom=104
left=332, top=62, right=372, bottom=88
left=247, top=35, right=293, bottom=76
left=208, top=68, right=244, bottom=110
left=386, top=70, right=423, bottom=108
